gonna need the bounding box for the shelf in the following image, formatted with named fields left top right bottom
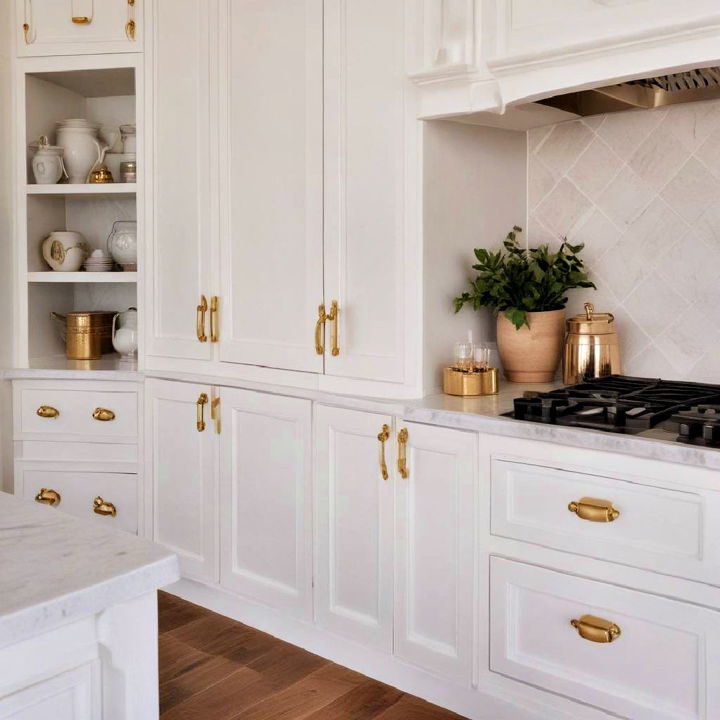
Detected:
left=28, top=272, right=138, bottom=283
left=23, top=354, right=139, bottom=379
left=26, top=184, right=137, bottom=197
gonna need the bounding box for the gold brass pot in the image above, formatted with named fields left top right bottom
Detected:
left=563, top=303, right=621, bottom=384
left=51, top=311, right=115, bottom=360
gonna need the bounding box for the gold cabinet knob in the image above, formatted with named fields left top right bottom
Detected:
left=568, top=497, right=619, bottom=523
left=571, top=614, right=621, bottom=643
left=35, top=488, right=61, bottom=506
left=93, top=496, right=117, bottom=517
left=92, top=407, right=116, bottom=422
left=36, top=405, right=59, bottom=419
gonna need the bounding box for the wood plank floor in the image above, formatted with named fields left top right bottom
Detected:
left=159, top=591, right=469, bottom=719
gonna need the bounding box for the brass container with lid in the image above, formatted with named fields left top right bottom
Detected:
left=52, top=311, right=115, bottom=360
left=562, top=303, right=621, bottom=384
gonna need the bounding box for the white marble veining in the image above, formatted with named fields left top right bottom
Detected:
left=0, top=492, right=178, bottom=648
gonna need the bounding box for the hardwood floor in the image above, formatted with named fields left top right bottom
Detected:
left=158, top=592, right=468, bottom=719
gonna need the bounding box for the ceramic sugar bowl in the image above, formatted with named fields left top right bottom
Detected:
left=112, top=307, right=138, bottom=358
left=42, top=231, right=90, bottom=272
left=31, top=136, right=66, bottom=185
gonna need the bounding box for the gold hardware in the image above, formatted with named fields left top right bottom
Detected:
left=72, top=16, right=91, bottom=24
left=92, top=407, right=116, bottom=422
left=128, top=0, right=135, bottom=5
left=23, top=22, right=33, bottom=43
left=328, top=300, right=339, bottom=356
left=397, top=428, right=409, bottom=479
left=196, top=295, right=208, bottom=343
left=93, top=496, right=117, bottom=517
left=315, top=304, right=327, bottom=355
left=568, top=497, right=620, bottom=523
left=125, top=18, right=136, bottom=40
left=36, top=405, right=59, bottom=419
left=570, top=614, right=621, bottom=644
left=88, top=164, right=114, bottom=184
left=35, top=488, right=61, bottom=506
left=211, top=396, right=221, bottom=434
left=210, top=296, right=219, bottom=343
left=377, top=424, right=390, bottom=480
left=197, top=392, right=208, bottom=432
left=443, top=367, right=499, bottom=396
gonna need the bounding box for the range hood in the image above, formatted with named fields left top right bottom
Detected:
left=538, top=66, right=720, bottom=117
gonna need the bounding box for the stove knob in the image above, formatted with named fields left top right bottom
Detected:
left=678, top=421, right=701, bottom=440
left=702, top=423, right=720, bottom=446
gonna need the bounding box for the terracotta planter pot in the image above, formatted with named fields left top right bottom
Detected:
left=497, top=309, right=566, bottom=383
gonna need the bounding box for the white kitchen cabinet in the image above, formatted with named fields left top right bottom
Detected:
left=394, top=421, right=476, bottom=684
left=146, top=0, right=216, bottom=363
left=146, top=378, right=218, bottom=583
left=216, top=0, right=324, bottom=374
left=314, top=405, right=395, bottom=651
left=219, top=388, right=313, bottom=618
left=16, top=0, right=140, bottom=57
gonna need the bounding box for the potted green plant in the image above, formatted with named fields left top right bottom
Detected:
left=453, top=226, right=595, bottom=382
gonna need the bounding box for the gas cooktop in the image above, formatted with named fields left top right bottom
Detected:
left=506, top=375, right=720, bottom=447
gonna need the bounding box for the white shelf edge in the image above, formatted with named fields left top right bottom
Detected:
left=26, top=183, right=137, bottom=196
left=27, top=272, right=138, bottom=283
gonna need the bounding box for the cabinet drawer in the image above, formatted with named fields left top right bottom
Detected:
left=490, top=557, right=720, bottom=720
left=18, top=470, right=138, bottom=534
left=491, top=459, right=720, bottom=582
left=16, top=384, right=138, bottom=440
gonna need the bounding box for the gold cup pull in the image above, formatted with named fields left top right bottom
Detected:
left=125, top=18, right=136, bottom=40
left=92, top=407, right=116, bottom=422
left=570, top=614, right=621, bottom=644
left=35, top=488, right=61, bottom=506
left=196, top=295, right=208, bottom=343
left=37, top=405, right=60, bottom=419
left=327, top=300, right=339, bottom=356
left=568, top=497, right=620, bottom=523
left=397, top=428, right=409, bottom=479
left=315, top=304, right=327, bottom=355
left=72, top=15, right=91, bottom=23
left=93, top=496, right=117, bottom=517
left=210, top=296, right=220, bottom=343
left=197, top=392, right=209, bottom=432
left=377, top=424, right=390, bottom=481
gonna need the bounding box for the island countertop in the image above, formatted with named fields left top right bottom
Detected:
left=0, top=491, right=178, bottom=649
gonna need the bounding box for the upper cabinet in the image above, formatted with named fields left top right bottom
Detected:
left=17, top=0, right=141, bottom=56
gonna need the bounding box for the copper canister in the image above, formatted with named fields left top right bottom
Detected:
left=563, top=303, right=621, bottom=384
left=61, top=312, right=116, bottom=360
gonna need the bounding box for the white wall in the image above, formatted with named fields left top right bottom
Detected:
left=423, top=120, right=527, bottom=393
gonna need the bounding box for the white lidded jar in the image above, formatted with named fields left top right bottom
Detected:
left=30, top=136, right=66, bottom=184
left=112, top=307, right=138, bottom=358
left=106, top=220, right=138, bottom=271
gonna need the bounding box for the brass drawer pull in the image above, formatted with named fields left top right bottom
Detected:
left=210, top=296, right=220, bottom=343
left=197, top=392, right=208, bottom=432
left=315, top=303, right=327, bottom=355
left=568, top=497, right=620, bottom=522
left=93, top=407, right=116, bottom=422
left=72, top=15, right=91, bottom=23
left=197, top=295, right=208, bottom=342
left=327, top=300, right=339, bottom=357
left=93, top=496, right=117, bottom=517
left=571, top=614, right=621, bottom=643
left=37, top=405, right=60, bottom=419
left=397, top=428, right=409, bottom=479
left=377, top=424, right=390, bottom=480
left=35, top=488, right=61, bottom=506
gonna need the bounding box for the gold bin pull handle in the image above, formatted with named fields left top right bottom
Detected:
left=35, top=488, right=61, bottom=506
left=197, top=393, right=209, bottom=432
left=93, top=496, right=117, bottom=517
left=36, top=405, right=59, bottom=419
left=397, top=428, right=409, bottom=479
left=377, top=424, right=390, bottom=480
left=568, top=497, right=620, bottom=523
left=571, top=614, right=621, bottom=643
left=93, top=407, right=116, bottom=422
left=197, top=295, right=208, bottom=343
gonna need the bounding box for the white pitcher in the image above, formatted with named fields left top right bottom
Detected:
left=111, top=307, right=138, bottom=358
left=56, top=120, right=109, bottom=184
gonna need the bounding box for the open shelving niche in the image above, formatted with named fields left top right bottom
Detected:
left=20, top=62, right=140, bottom=369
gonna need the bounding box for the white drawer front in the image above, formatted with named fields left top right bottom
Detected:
left=490, top=557, right=720, bottom=720
left=18, top=387, right=138, bottom=440
left=18, top=470, right=138, bottom=534
left=490, top=459, right=720, bottom=581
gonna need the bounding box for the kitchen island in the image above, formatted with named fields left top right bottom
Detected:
left=0, top=491, right=178, bottom=720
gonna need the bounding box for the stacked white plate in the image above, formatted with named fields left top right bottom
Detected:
left=83, top=250, right=115, bottom=272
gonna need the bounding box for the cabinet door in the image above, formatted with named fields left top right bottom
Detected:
left=324, top=0, right=408, bottom=383
left=314, top=405, right=394, bottom=651
left=147, top=0, right=215, bottom=363
left=146, top=379, right=218, bottom=583
left=394, top=421, right=476, bottom=684
left=220, top=388, right=312, bottom=617
left=217, top=0, right=323, bottom=373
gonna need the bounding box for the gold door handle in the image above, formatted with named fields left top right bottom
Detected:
left=327, top=300, right=339, bottom=356
left=570, top=614, right=621, bottom=643
left=210, top=296, right=219, bottom=343
left=125, top=18, right=136, bottom=39
left=377, top=424, right=390, bottom=481
left=315, top=304, right=327, bottom=355
left=568, top=497, right=620, bottom=523
left=397, top=428, right=409, bottom=479
left=37, top=405, right=60, bottom=419
left=211, top=396, right=221, bottom=434
left=92, top=407, right=116, bottom=422
left=196, top=295, right=208, bottom=342
left=197, top=392, right=208, bottom=432
left=72, top=16, right=91, bottom=23
left=93, top=496, right=117, bottom=517
left=35, top=488, right=61, bottom=506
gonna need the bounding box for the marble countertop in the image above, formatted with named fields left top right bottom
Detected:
left=0, top=492, right=178, bottom=648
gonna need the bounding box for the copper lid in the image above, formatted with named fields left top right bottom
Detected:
left=566, top=303, right=616, bottom=335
